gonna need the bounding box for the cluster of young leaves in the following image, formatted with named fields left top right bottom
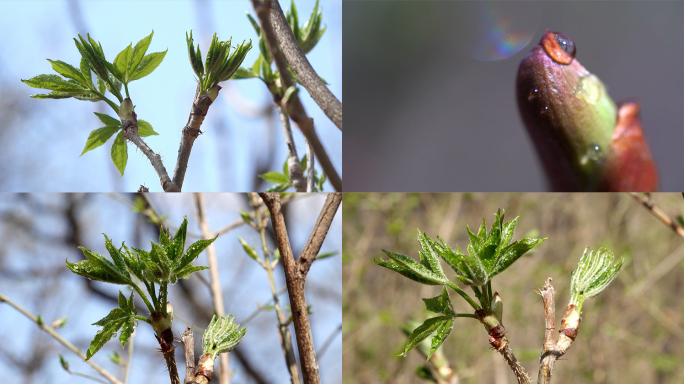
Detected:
left=377, top=209, right=546, bottom=288
left=285, top=0, right=326, bottom=54
left=21, top=31, right=165, bottom=176
left=65, top=217, right=217, bottom=359
left=233, top=0, right=326, bottom=87
left=376, top=209, right=546, bottom=360
left=186, top=30, right=252, bottom=94
left=202, top=314, right=247, bottom=360
left=569, top=247, right=623, bottom=313
left=259, top=154, right=326, bottom=192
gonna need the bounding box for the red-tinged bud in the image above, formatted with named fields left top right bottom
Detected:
left=558, top=304, right=581, bottom=351
left=600, top=101, right=658, bottom=191
left=196, top=353, right=214, bottom=384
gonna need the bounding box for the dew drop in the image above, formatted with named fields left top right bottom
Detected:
left=580, top=143, right=602, bottom=165
left=401, top=353, right=407, bottom=358
left=574, top=74, right=604, bottom=105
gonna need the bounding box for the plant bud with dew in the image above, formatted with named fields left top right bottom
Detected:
left=516, top=30, right=657, bottom=191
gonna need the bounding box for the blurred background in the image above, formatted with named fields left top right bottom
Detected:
left=343, top=193, right=684, bottom=383
left=0, top=0, right=341, bottom=192
left=343, top=1, right=683, bottom=191
left=0, top=193, right=341, bottom=384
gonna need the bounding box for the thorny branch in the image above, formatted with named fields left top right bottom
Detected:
left=194, top=193, right=230, bottom=384
left=252, top=0, right=342, bottom=192
left=266, top=0, right=342, bottom=130
left=259, top=192, right=342, bottom=384
left=0, top=293, right=123, bottom=384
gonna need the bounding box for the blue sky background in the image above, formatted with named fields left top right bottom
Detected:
left=0, top=193, right=342, bottom=384
left=0, top=0, right=341, bottom=192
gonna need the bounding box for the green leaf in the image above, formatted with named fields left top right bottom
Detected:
left=416, top=231, right=446, bottom=279
left=113, top=43, right=133, bottom=81
left=149, top=242, right=172, bottom=281
left=67, top=246, right=132, bottom=285
left=232, top=67, right=258, bottom=80
left=129, top=31, right=154, bottom=76
left=47, top=59, right=86, bottom=86
left=110, top=131, right=128, bottom=177
left=94, top=112, right=121, bottom=127
left=265, top=182, right=292, bottom=193
left=105, top=73, right=124, bottom=101
left=130, top=50, right=167, bottom=81
left=489, top=237, right=547, bottom=278
left=376, top=250, right=448, bottom=286
left=422, top=286, right=456, bottom=317
left=74, top=34, right=109, bottom=82
left=316, top=251, right=337, bottom=260
left=246, top=13, right=262, bottom=37
left=121, top=244, right=148, bottom=282
left=74, top=93, right=102, bottom=102
left=86, top=291, right=137, bottom=360
left=30, top=91, right=84, bottom=100
left=167, top=217, right=188, bottom=263
left=22, top=74, right=89, bottom=93
left=81, top=125, right=121, bottom=156
left=400, top=316, right=453, bottom=359
left=175, top=264, right=209, bottom=280
left=238, top=237, right=260, bottom=261
left=259, top=171, right=289, bottom=184
left=96, top=76, right=106, bottom=94
left=175, top=236, right=218, bottom=272
left=186, top=30, right=204, bottom=78
left=80, top=57, right=93, bottom=87
left=301, top=154, right=308, bottom=172
left=137, top=119, right=159, bottom=137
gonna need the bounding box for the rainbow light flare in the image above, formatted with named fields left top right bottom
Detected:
left=466, top=2, right=540, bottom=62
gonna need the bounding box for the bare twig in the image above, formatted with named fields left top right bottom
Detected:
left=0, top=293, right=123, bottom=384
left=306, top=140, right=315, bottom=192
left=629, top=192, right=684, bottom=238
left=259, top=192, right=341, bottom=384
left=194, top=193, right=230, bottom=384
left=173, top=86, right=216, bottom=190
left=181, top=327, right=196, bottom=384
left=537, top=278, right=578, bottom=384
left=252, top=0, right=342, bottom=192
left=277, top=104, right=306, bottom=191
left=123, top=330, right=135, bottom=384
left=266, top=0, right=342, bottom=130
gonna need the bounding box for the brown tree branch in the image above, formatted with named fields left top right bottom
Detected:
left=194, top=193, right=230, bottom=384
left=266, top=0, right=342, bottom=130
left=252, top=0, right=342, bottom=192
left=181, top=327, right=197, bottom=384
left=121, top=109, right=178, bottom=192
left=298, top=193, right=342, bottom=276
left=173, top=86, right=216, bottom=190
left=260, top=192, right=341, bottom=384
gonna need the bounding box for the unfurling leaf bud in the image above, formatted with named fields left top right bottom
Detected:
left=118, top=97, right=135, bottom=121
left=491, top=292, right=503, bottom=324
left=150, top=302, right=174, bottom=336
left=206, top=85, right=221, bottom=101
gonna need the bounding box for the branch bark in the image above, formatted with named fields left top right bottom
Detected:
left=181, top=328, right=196, bottom=384
left=266, top=0, right=342, bottom=130
left=629, top=192, right=684, bottom=238
left=173, top=86, right=216, bottom=190
left=194, top=193, right=230, bottom=384
left=121, top=109, right=178, bottom=192
left=259, top=192, right=341, bottom=384
left=537, top=278, right=578, bottom=384
left=252, top=0, right=342, bottom=192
